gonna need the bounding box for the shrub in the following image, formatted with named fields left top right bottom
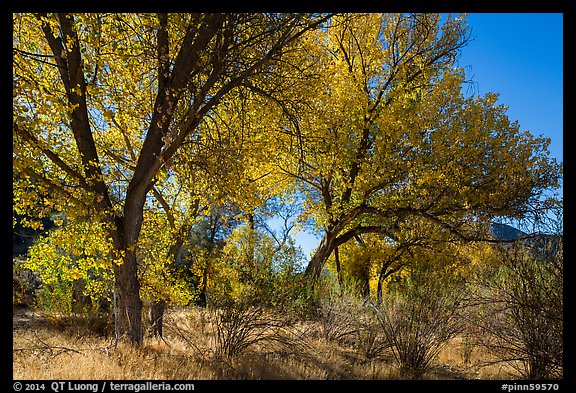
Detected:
left=470, top=239, right=563, bottom=379
left=209, top=299, right=304, bottom=361
left=374, top=262, right=467, bottom=379
left=314, top=275, right=390, bottom=359
left=353, top=303, right=390, bottom=360
left=314, top=275, right=362, bottom=343
left=203, top=227, right=312, bottom=361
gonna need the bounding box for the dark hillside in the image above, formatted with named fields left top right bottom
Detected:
left=489, top=222, right=527, bottom=241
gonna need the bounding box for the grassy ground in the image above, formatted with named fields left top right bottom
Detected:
left=13, top=306, right=518, bottom=380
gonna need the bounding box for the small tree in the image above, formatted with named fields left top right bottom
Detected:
left=204, top=225, right=310, bottom=361
left=23, top=219, right=115, bottom=317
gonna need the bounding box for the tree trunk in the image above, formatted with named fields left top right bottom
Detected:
left=361, top=271, right=371, bottom=300
left=247, top=212, right=255, bottom=268
left=113, top=249, right=143, bottom=345
left=148, top=298, right=166, bottom=338
left=198, top=261, right=209, bottom=307
left=147, top=234, right=186, bottom=337
left=376, top=269, right=385, bottom=307
left=305, top=231, right=337, bottom=281
left=376, top=259, right=401, bottom=307
left=334, top=246, right=343, bottom=288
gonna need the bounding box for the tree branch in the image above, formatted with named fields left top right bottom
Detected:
left=37, top=13, right=112, bottom=214
left=14, top=121, right=92, bottom=192
left=16, top=165, right=89, bottom=209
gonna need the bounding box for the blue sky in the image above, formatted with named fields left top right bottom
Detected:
left=292, top=13, right=564, bottom=258
left=458, top=13, right=563, bottom=163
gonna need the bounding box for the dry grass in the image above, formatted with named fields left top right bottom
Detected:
left=13, top=307, right=520, bottom=380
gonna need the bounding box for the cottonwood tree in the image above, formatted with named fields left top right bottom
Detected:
left=262, top=13, right=561, bottom=280
left=139, top=85, right=299, bottom=334
left=13, top=12, right=331, bottom=345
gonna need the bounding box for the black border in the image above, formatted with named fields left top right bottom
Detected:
left=8, top=2, right=574, bottom=391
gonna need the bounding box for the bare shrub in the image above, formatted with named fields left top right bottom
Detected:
left=314, top=276, right=390, bottom=359
left=211, top=301, right=308, bottom=361
left=470, top=239, right=563, bottom=379
left=314, top=276, right=361, bottom=343
left=374, top=263, right=467, bottom=379
left=353, top=304, right=391, bottom=360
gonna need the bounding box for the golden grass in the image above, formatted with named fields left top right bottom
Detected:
left=13, top=307, right=520, bottom=380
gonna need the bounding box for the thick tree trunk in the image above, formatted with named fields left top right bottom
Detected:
left=305, top=231, right=337, bottom=281
left=109, top=211, right=145, bottom=346
left=113, top=249, right=143, bottom=346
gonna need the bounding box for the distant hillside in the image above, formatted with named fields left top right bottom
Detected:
left=489, top=222, right=561, bottom=258
left=489, top=222, right=527, bottom=241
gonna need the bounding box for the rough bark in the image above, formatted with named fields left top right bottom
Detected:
left=113, top=250, right=143, bottom=345
left=147, top=298, right=167, bottom=338
left=334, top=246, right=343, bottom=288
left=305, top=231, right=337, bottom=280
